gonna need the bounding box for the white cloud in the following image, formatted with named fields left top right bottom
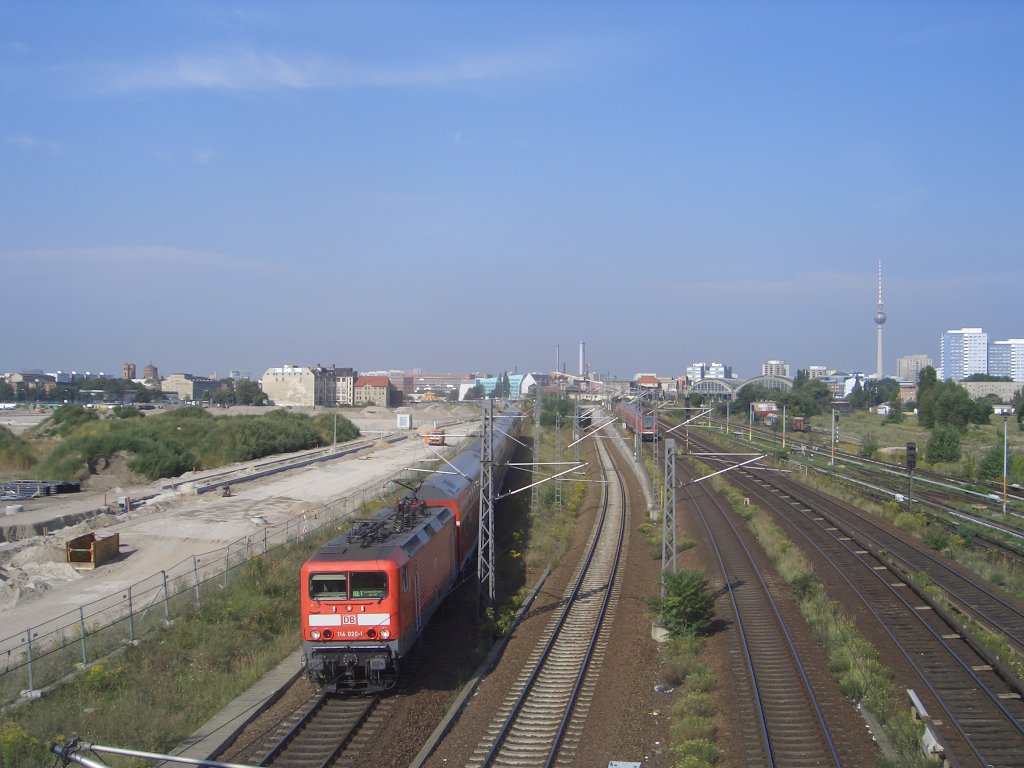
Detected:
left=194, top=149, right=215, bottom=164
left=106, top=50, right=319, bottom=92
left=6, top=134, right=59, bottom=153
left=97, top=45, right=572, bottom=94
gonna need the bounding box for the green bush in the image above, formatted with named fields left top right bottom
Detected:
left=47, top=404, right=99, bottom=436
left=648, top=569, right=714, bottom=637
left=675, top=691, right=714, bottom=718
left=674, top=738, right=717, bottom=764
left=28, top=407, right=362, bottom=482
left=0, top=722, right=41, bottom=767
left=926, top=426, right=961, bottom=463
left=671, top=715, right=715, bottom=742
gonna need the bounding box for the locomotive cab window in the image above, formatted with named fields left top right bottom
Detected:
left=310, top=573, right=347, bottom=600
left=350, top=571, right=388, bottom=600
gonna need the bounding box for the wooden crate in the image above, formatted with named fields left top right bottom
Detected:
left=66, top=532, right=120, bottom=570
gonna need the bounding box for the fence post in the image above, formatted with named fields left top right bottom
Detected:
left=264, top=526, right=268, bottom=554
left=25, top=629, right=33, bottom=692
left=126, top=587, right=135, bottom=642
left=162, top=570, right=170, bottom=620
left=193, top=555, right=201, bottom=605
left=79, top=607, right=87, bottom=665
left=224, top=545, right=230, bottom=587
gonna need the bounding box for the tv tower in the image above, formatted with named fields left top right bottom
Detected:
left=874, top=261, right=886, bottom=379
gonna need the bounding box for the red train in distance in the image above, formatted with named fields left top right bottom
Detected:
left=300, top=407, right=521, bottom=692
left=614, top=399, right=658, bottom=441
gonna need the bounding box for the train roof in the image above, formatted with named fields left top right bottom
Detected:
left=308, top=501, right=455, bottom=566
left=418, top=449, right=479, bottom=502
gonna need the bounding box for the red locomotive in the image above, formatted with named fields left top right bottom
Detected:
left=300, top=407, right=521, bottom=691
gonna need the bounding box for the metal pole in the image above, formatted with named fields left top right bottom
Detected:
left=477, top=399, right=496, bottom=612
left=555, top=412, right=562, bottom=515
left=162, top=571, right=170, bottom=620
left=661, top=438, right=677, bottom=593
left=530, top=396, right=541, bottom=518
left=782, top=404, right=786, bottom=450
left=1004, top=414, right=1009, bottom=515
left=25, top=629, right=33, bottom=692
left=126, top=587, right=135, bottom=642
left=79, top=607, right=88, bottom=665
left=831, top=408, right=836, bottom=467
left=909, top=469, right=914, bottom=514
left=652, top=402, right=659, bottom=463
left=193, top=555, right=201, bottom=604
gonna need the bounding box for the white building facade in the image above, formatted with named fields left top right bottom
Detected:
left=989, top=339, right=1024, bottom=382
left=940, top=327, right=988, bottom=381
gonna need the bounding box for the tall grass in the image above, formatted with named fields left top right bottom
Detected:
left=661, top=634, right=719, bottom=767
left=0, top=523, right=347, bottom=768
left=0, top=427, right=34, bottom=472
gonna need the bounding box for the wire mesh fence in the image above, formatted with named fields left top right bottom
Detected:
left=0, top=469, right=418, bottom=708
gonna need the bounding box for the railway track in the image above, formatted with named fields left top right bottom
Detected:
left=677, top=416, right=1024, bottom=572
left=678, top=459, right=850, bottom=766
left=467, top=435, right=625, bottom=767
left=688, top=432, right=1024, bottom=766
left=240, top=691, right=391, bottom=768
left=767, top=469, right=1024, bottom=655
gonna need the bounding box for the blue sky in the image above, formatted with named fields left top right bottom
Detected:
left=2, top=2, right=1021, bottom=381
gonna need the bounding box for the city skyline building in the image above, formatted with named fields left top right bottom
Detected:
left=706, top=362, right=733, bottom=380
left=989, top=339, right=1024, bottom=383
left=896, top=354, right=933, bottom=383
left=807, top=365, right=830, bottom=379
left=940, top=327, right=988, bottom=382
left=762, top=360, right=791, bottom=378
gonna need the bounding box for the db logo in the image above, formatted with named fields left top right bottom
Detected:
left=341, top=615, right=357, bottom=625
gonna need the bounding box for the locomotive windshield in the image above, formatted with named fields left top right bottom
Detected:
left=350, top=571, right=388, bottom=599
left=309, top=571, right=388, bottom=600
left=309, top=573, right=347, bottom=600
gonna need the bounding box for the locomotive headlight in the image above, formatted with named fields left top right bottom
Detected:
left=380, top=629, right=391, bottom=640
left=310, top=630, right=321, bottom=640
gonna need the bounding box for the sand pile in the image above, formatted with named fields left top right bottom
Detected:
left=0, top=540, right=82, bottom=608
